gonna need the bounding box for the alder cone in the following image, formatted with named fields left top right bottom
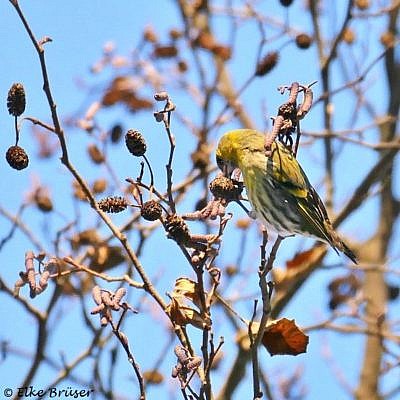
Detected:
left=141, top=200, right=162, bottom=221
left=125, top=129, right=147, bottom=156
left=7, top=83, right=26, bottom=116
left=6, top=145, right=29, bottom=170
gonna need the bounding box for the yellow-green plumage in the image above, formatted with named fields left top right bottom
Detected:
left=216, top=129, right=357, bottom=263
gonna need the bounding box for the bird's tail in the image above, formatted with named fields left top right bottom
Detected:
left=340, top=241, right=358, bottom=264
left=323, top=221, right=357, bottom=264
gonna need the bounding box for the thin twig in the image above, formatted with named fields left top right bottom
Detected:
left=251, top=235, right=283, bottom=399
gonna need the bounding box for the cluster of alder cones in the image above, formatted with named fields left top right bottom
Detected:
left=5, top=83, right=29, bottom=170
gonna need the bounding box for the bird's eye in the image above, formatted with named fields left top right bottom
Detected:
left=216, top=156, right=224, bottom=171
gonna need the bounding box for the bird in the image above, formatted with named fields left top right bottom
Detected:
left=215, top=129, right=357, bottom=263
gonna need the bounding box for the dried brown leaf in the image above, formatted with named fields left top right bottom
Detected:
left=143, top=370, right=164, bottom=385
left=166, top=297, right=206, bottom=330
left=286, top=248, right=319, bottom=269
left=262, top=318, right=309, bottom=356
left=88, top=245, right=125, bottom=272
left=172, top=277, right=202, bottom=308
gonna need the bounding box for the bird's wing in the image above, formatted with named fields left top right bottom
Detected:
left=268, top=144, right=335, bottom=246
left=297, top=189, right=338, bottom=249
left=268, top=144, right=309, bottom=197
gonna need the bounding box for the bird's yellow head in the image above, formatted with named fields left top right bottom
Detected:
left=216, top=129, right=264, bottom=174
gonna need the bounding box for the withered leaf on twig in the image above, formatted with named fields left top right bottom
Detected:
left=172, top=277, right=203, bottom=308
left=272, top=246, right=326, bottom=295
left=261, top=318, right=309, bottom=356
left=166, top=297, right=206, bottom=330
left=236, top=319, right=308, bottom=356
left=286, top=248, right=320, bottom=269
left=166, top=277, right=210, bottom=329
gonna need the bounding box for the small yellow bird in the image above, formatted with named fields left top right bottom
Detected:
left=216, top=129, right=357, bottom=263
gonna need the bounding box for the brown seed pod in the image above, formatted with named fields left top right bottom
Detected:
left=355, top=0, right=369, bottom=10
left=87, top=144, right=105, bottom=164
left=110, top=124, right=123, bottom=143
left=209, top=176, right=240, bottom=200
left=7, top=83, right=26, bottom=116
left=295, top=34, right=313, bottom=49
left=380, top=31, right=395, bottom=48
left=125, top=129, right=147, bottom=156
left=34, top=193, right=53, bottom=212
left=98, top=196, right=128, bottom=213
left=342, top=28, right=356, bottom=45
left=169, top=28, right=183, bottom=41
left=92, top=179, right=107, bottom=194
left=141, top=200, right=162, bottom=221
left=6, top=145, right=29, bottom=170
left=177, top=60, right=188, bottom=73
left=153, top=45, right=178, bottom=58
left=165, top=214, right=191, bottom=244
left=255, top=52, right=279, bottom=77
left=143, top=26, right=158, bottom=43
